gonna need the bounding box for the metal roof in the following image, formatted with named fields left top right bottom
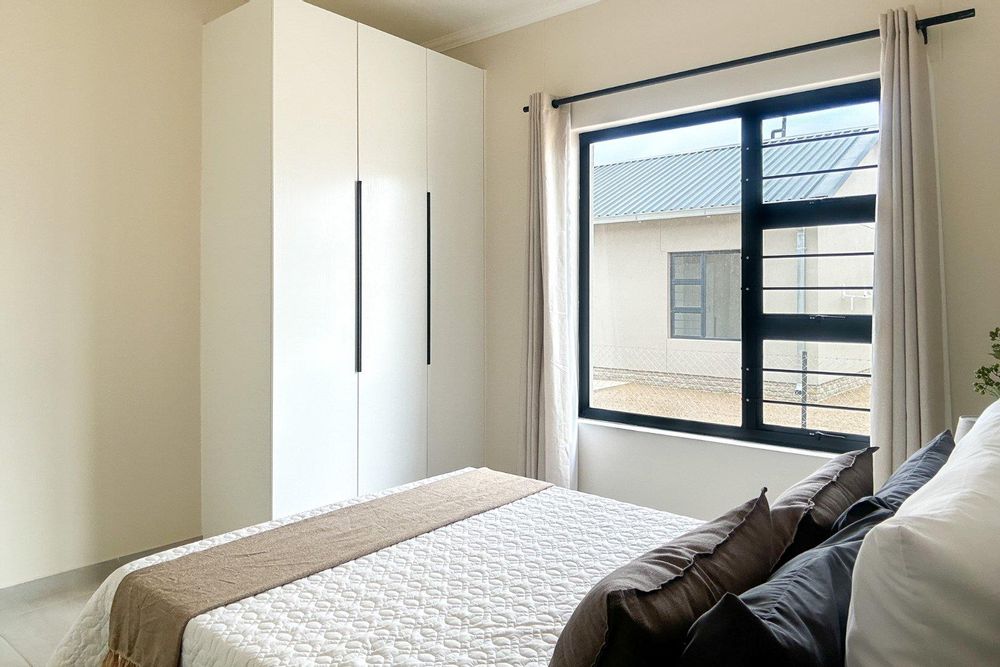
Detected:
left=592, top=127, right=878, bottom=219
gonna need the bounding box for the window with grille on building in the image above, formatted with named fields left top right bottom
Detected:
left=670, top=251, right=741, bottom=340
left=580, top=80, right=878, bottom=452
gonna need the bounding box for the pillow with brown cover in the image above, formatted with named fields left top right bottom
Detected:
left=770, top=447, right=876, bottom=566
left=550, top=490, right=776, bottom=667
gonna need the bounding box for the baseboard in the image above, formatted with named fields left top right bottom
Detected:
left=0, top=536, right=201, bottom=604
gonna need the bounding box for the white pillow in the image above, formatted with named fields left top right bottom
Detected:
left=845, top=399, right=1000, bottom=666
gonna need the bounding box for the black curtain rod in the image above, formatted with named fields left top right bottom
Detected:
left=521, top=8, right=975, bottom=113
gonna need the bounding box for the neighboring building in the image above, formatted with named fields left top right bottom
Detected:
left=590, top=127, right=878, bottom=431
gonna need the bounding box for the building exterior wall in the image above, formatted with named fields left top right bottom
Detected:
left=592, top=212, right=742, bottom=382
left=591, top=207, right=873, bottom=398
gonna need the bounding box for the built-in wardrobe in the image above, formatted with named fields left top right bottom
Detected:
left=201, top=0, right=485, bottom=536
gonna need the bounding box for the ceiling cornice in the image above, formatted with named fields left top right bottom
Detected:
left=423, top=0, right=601, bottom=52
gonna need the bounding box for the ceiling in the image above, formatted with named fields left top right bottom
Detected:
left=305, top=0, right=601, bottom=51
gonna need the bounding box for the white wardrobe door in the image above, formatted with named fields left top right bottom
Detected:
left=357, top=25, right=428, bottom=494
left=271, top=0, right=358, bottom=516
left=427, top=52, right=485, bottom=475
left=201, top=0, right=274, bottom=537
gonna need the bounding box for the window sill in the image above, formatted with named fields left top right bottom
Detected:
left=578, top=417, right=837, bottom=460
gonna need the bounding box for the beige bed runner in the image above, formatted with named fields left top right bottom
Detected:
left=102, top=468, right=551, bottom=667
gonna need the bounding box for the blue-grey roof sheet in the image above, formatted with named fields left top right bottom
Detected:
left=592, top=127, right=878, bottom=218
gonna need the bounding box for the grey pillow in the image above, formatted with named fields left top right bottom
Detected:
left=550, top=490, right=776, bottom=667
left=833, top=431, right=953, bottom=532
left=679, top=507, right=894, bottom=667
left=770, top=447, right=876, bottom=566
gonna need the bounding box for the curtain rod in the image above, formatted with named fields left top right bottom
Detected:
left=521, top=8, right=975, bottom=113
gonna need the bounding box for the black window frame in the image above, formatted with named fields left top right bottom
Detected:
left=579, top=79, right=878, bottom=454
left=669, top=250, right=741, bottom=341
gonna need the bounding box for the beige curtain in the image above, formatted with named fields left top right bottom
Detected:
left=524, top=92, right=578, bottom=489
left=871, top=7, right=948, bottom=483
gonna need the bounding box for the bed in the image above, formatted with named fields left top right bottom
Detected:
left=50, top=469, right=701, bottom=666
left=50, top=408, right=1000, bottom=667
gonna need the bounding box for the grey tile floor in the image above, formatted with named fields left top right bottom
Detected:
left=0, top=539, right=195, bottom=666
left=0, top=636, right=29, bottom=667
left=0, top=562, right=111, bottom=666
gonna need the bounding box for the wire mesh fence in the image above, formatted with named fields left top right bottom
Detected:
left=591, top=344, right=871, bottom=434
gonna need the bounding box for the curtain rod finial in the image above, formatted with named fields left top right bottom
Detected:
left=523, top=101, right=564, bottom=113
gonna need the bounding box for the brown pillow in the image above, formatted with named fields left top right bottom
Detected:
left=550, top=490, right=776, bottom=667
left=770, top=447, right=876, bottom=566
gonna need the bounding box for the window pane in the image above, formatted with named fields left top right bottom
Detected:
left=762, top=340, right=871, bottom=436
left=764, top=289, right=873, bottom=315
left=761, top=102, right=879, bottom=203
left=673, top=254, right=703, bottom=279
left=589, top=118, right=742, bottom=426
left=764, top=255, right=873, bottom=289
left=762, top=102, right=879, bottom=137
left=764, top=170, right=877, bottom=202
left=672, top=312, right=702, bottom=337
left=764, top=340, right=872, bottom=374
left=764, top=372, right=871, bottom=409
left=764, top=223, right=874, bottom=255
left=672, top=283, right=703, bottom=308
left=763, top=403, right=870, bottom=436
left=763, top=140, right=878, bottom=175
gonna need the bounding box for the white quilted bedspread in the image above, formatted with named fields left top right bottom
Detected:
left=50, top=470, right=700, bottom=666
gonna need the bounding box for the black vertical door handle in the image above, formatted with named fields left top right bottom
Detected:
left=355, top=180, right=362, bottom=373
left=426, top=191, right=431, bottom=366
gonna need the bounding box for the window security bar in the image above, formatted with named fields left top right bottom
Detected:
left=762, top=368, right=872, bottom=379
left=763, top=251, right=874, bottom=259
left=763, top=164, right=877, bottom=180
left=761, top=286, right=874, bottom=291
left=761, top=399, right=871, bottom=413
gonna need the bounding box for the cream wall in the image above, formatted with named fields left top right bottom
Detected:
left=448, top=0, right=1000, bottom=506
left=0, top=0, right=213, bottom=588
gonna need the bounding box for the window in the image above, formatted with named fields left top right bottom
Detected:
left=580, top=80, right=878, bottom=452
left=670, top=251, right=741, bottom=340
